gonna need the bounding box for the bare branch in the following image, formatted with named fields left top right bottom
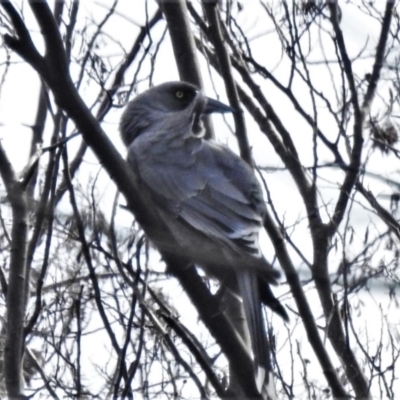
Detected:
left=0, top=142, right=28, bottom=396
left=202, top=1, right=252, bottom=164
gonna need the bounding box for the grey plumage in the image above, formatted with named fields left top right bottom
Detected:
left=120, top=81, right=287, bottom=396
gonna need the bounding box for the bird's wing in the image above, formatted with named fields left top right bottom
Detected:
left=131, top=137, right=265, bottom=257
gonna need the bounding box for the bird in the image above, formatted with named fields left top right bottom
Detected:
left=120, top=81, right=287, bottom=397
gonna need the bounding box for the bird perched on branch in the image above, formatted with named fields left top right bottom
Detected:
left=120, top=81, right=287, bottom=398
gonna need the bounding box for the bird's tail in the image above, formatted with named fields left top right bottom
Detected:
left=236, top=270, right=277, bottom=400
left=258, top=278, right=289, bottom=322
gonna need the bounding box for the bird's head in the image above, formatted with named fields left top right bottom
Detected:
left=120, top=81, right=234, bottom=146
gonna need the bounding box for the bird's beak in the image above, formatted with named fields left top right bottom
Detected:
left=204, top=97, right=235, bottom=114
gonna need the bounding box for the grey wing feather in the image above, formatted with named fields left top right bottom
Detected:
left=180, top=185, right=261, bottom=255
left=208, top=141, right=267, bottom=218
left=131, top=138, right=265, bottom=257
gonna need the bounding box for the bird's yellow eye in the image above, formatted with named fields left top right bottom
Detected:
left=175, top=90, right=184, bottom=99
